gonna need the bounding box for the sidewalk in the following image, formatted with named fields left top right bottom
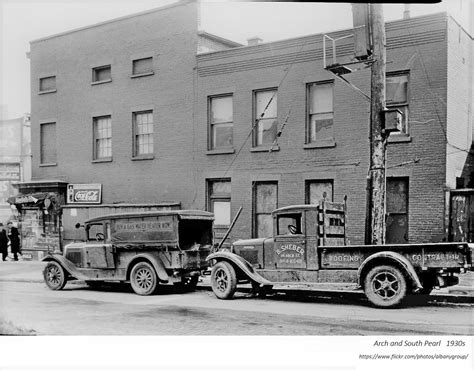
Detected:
left=1, top=260, right=472, bottom=301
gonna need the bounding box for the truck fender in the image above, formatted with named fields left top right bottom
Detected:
left=127, top=254, right=169, bottom=283
left=42, top=254, right=89, bottom=281
left=357, top=251, right=423, bottom=291
left=206, top=251, right=272, bottom=286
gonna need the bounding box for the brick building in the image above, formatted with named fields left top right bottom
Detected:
left=21, top=0, right=473, bottom=254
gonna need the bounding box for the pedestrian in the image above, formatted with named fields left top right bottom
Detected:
left=7, top=221, right=20, bottom=261
left=0, top=223, right=8, bottom=261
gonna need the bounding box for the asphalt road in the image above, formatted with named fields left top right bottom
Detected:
left=1, top=280, right=472, bottom=335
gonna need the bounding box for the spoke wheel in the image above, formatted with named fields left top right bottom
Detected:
left=211, top=261, right=237, bottom=299
left=130, top=262, right=158, bottom=296
left=364, top=265, right=407, bottom=308
left=43, top=261, right=67, bottom=290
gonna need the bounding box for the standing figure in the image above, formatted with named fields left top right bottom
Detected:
left=0, top=223, right=8, bottom=261
left=7, top=221, right=20, bottom=261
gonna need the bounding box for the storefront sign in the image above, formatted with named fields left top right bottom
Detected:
left=67, top=184, right=102, bottom=204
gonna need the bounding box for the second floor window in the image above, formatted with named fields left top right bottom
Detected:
left=132, top=57, right=153, bottom=76
left=92, top=65, right=111, bottom=83
left=253, top=89, right=277, bottom=147
left=209, top=95, right=233, bottom=150
left=133, top=111, right=154, bottom=156
left=386, top=72, right=409, bottom=135
left=307, top=82, right=334, bottom=143
left=93, top=116, right=112, bottom=160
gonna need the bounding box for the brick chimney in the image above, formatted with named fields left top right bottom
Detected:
left=247, top=36, right=263, bottom=46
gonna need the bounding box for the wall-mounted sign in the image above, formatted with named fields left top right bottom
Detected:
left=67, top=184, right=102, bottom=204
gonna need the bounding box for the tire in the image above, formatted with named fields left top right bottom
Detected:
left=43, top=261, right=67, bottom=291
left=211, top=261, right=237, bottom=299
left=130, top=261, right=158, bottom=296
left=364, top=265, right=407, bottom=308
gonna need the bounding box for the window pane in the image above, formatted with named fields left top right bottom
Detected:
left=310, top=113, right=334, bottom=142
left=258, top=118, right=278, bottom=145
left=213, top=201, right=231, bottom=225
left=257, top=214, right=273, bottom=238
left=387, top=178, right=408, bottom=213
left=308, top=181, right=333, bottom=204
left=386, top=75, right=408, bottom=104
left=211, top=96, right=233, bottom=123
left=256, top=183, right=277, bottom=213
left=133, top=57, right=153, bottom=75
left=256, top=90, right=277, bottom=118
left=40, top=123, right=56, bottom=164
left=94, top=116, right=112, bottom=159
left=94, top=66, right=111, bottom=82
left=310, top=83, right=333, bottom=114
left=211, top=181, right=231, bottom=195
left=212, top=123, right=233, bottom=148
left=134, top=112, right=153, bottom=156
left=40, top=76, right=56, bottom=91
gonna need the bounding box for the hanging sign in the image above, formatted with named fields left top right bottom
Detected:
left=67, top=184, right=102, bottom=204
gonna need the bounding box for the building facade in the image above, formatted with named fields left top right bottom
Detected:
left=25, top=0, right=473, bottom=251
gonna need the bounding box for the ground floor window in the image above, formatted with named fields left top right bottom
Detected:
left=207, top=179, right=231, bottom=227
left=386, top=177, right=409, bottom=243
left=253, top=182, right=278, bottom=238
left=306, top=180, right=333, bottom=204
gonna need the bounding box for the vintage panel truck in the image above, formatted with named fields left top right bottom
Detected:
left=207, top=200, right=473, bottom=308
left=42, top=210, right=214, bottom=295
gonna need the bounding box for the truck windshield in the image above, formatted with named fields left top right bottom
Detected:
left=277, top=214, right=302, bottom=235
left=86, top=223, right=105, bottom=241
left=178, top=220, right=212, bottom=249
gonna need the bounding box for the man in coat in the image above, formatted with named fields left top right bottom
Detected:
left=0, top=223, right=9, bottom=261
left=7, top=221, right=20, bottom=261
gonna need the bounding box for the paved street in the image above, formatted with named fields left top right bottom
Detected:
left=1, top=276, right=473, bottom=335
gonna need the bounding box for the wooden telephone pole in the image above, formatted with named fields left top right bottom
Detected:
left=366, top=3, right=387, bottom=245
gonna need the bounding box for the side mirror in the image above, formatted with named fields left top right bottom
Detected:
left=75, top=223, right=82, bottom=229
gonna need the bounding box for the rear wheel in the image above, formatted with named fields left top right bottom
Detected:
left=43, top=261, right=67, bottom=290
left=130, top=262, right=158, bottom=296
left=211, top=261, right=237, bottom=299
left=364, top=265, right=407, bottom=308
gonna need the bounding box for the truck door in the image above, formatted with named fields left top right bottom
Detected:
left=273, top=213, right=306, bottom=269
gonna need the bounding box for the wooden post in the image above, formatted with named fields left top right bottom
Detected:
left=368, top=3, right=387, bottom=245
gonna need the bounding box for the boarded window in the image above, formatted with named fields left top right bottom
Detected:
left=132, top=57, right=153, bottom=75
left=133, top=111, right=154, bottom=156
left=39, top=76, right=56, bottom=92
left=254, top=89, right=278, bottom=146
left=93, top=116, right=112, bottom=159
left=209, top=95, right=233, bottom=149
left=254, top=182, right=277, bottom=238
left=307, top=82, right=334, bottom=143
left=208, top=179, right=231, bottom=226
left=386, top=73, right=409, bottom=134
left=92, top=65, right=111, bottom=82
left=40, top=122, right=56, bottom=164
left=386, top=177, right=409, bottom=243
left=306, top=180, right=333, bottom=204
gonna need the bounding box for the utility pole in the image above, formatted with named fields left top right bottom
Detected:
left=366, top=3, right=387, bottom=245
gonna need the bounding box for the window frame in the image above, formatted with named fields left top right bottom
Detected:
left=208, top=94, right=234, bottom=152
left=305, top=80, right=335, bottom=147
left=252, top=88, right=278, bottom=149
left=386, top=176, right=409, bottom=243
left=132, top=110, right=154, bottom=160
left=39, top=76, right=57, bottom=94
left=92, top=115, right=112, bottom=162
left=386, top=70, right=410, bottom=138
left=305, top=179, right=334, bottom=204
left=92, top=65, right=112, bottom=85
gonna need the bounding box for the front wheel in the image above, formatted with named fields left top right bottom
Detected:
left=364, top=265, right=407, bottom=308
left=130, top=262, right=158, bottom=296
left=211, top=261, right=237, bottom=299
left=43, top=261, right=68, bottom=290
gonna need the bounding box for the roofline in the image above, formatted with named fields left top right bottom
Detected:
left=197, top=11, right=449, bottom=58
left=30, top=0, right=193, bottom=44
left=198, top=30, right=243, bottom=47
